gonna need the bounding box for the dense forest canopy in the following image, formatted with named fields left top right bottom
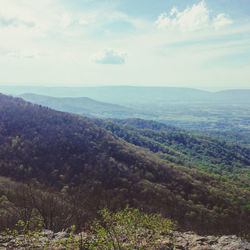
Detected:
left=101, top=118, right=250, bottom=185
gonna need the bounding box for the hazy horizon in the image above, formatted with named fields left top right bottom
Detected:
left=0, top=83, right=250, bottom=93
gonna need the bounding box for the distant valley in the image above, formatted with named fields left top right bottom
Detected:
left=16, top=87, right=250, bottom=148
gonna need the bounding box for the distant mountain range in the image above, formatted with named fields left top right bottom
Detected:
left=0, top=86, right=249, bottom=105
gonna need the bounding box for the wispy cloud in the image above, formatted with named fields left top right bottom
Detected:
left=213, top=14, right=233, bottom=30
left=0, top=16, right=35, bottom=28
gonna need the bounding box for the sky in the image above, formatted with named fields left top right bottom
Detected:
left=0, top=0, right=250, bottom=90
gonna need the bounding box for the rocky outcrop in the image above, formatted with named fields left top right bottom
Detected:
left=170, top=232, right=250, bottom=250
left=0, top=230, right=249, bottom=249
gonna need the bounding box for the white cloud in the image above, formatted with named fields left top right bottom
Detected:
left=155, top=1, right=232, bottom=32
left=0, top=0, right=57, bottom=41
left=92, top=49, right=126, bottom=64
left=213, top=13, right=233, bottom=30
left=0, top=0, right=94, bottom=38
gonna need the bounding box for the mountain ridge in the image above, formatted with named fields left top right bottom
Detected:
left=0, top=86, right=249, bottom=104
left=19, top=93, right=133, bottom=118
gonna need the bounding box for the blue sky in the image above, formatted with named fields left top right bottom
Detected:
left=0, top=0, right=249, bottom=89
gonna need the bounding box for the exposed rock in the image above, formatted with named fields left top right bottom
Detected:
left=169, top=231, right=250, bottom=250
left=41, top=229, right=54, bottom=238
left=54, top=231, right=69, bottom=240
left=0, top=230, right=249, bottom=249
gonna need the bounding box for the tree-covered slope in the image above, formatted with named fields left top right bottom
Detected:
left=0, top=93, right=249, bottom=235
left=100, top=118, right=250, bottom=185
left=109, top=118, right=182, bottom=132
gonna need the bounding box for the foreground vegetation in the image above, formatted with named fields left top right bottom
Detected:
left=0, top=185, right=176, bottom=249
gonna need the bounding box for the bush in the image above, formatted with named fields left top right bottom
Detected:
left=85, top=206, right=176, bottom=249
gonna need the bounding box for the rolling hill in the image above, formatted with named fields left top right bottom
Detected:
left=19, top=93, right=135, bottom=118
left=0, top=93, right=249, bottom=235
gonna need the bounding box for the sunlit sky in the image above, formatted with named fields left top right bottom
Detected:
left=0, top=0, right=250, bottom=89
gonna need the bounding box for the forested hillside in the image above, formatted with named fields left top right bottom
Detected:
left=0, top=93, right=250, bottom=236
left=100, top=118, right=250, bottom=185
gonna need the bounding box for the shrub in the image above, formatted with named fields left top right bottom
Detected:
left=85, top=206, right=176, bottom=249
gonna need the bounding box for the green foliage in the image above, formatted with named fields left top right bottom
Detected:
left=2, top=219, right=44, bottom=248
left=86, top=207, right=176, bottom=249
left=0, top=208, right=176, bottom=249
left=103, top=119, right=250, bottom=185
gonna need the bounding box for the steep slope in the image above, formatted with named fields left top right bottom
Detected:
left=0, top=93, right=249, bottom=235
left=101, top=118, right=250, bottom=185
